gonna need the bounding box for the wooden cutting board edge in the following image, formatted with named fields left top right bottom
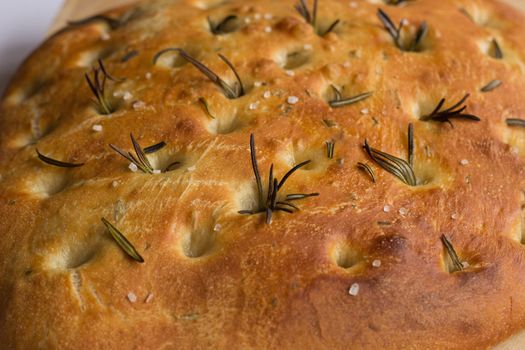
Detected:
left=45, top=0, right=525, bottom=348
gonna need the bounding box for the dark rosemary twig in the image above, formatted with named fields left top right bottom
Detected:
left=198, top=97, right=216, bottom=119
left=121, top=50, right=139, bottom=63
left=377, top=9, right=427, bottom=52
left=326, top=140, right=335, bottom=159
left=506, top=118, right=525, bottom=127
left=167, top=48, right=244, bottom=99
left=408, top=123, right=414, bottom=167
left=101, top=218, right=144, bottom=263
left=329, top=86, right=373, bottom=108
left=208, top=15, right=239, bottom=34
left=491, top=39, right=503, bottom=59
left=440, top=234, right=463, bottom=272
left=363, top=124, right=417, bottom=186
left=110, top=134, right=156, bottom=174
left=68, top=8, right=140, bottom=30
left=36, top=149, right=84, bottom=168
left=143, top=141, right=166, bottom=154
left=239, top=134, right=319, bottom=224
left=420, top=94, right=480, bottom=127
left=481, top=80, right=502, bottom=93
left=384, top=0, right=415, bottom=5
left=85, top=59, right=115, bottom=115
left=357, top=162, right=376, bottom=183
left=295, top=0, right=340, bottom=36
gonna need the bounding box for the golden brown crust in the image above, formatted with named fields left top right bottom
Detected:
left=2, top=0, right=525, bottom=348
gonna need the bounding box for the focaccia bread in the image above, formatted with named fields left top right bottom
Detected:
left=1, top=0, right=525, bottom=348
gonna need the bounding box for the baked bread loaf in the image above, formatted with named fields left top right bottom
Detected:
left=2, top=0, right=525, bottom=348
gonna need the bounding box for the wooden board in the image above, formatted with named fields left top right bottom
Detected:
left=46, top=0, right=525, bottom=348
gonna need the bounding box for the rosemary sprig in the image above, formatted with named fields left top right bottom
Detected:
left=110, top=134, right=157, bottom=174
left=121, top=50, right=139, bottom=63
left=329, top=85, right=373, bottom=108
left=68, top=8, right=140, bottom=30
left=143, top=141, right=167, bottom=154
left=491, top=39, right=503, bottom=59
left=158, top=48, right=244, bottom=99
left=383, top=0, right=415, bottom=5
left=357, top=162, right=376, bottom=183
left=440, top=234, right=463, bottom=272
left=36, top=149, right=84, bottom=168
left=420, top=94, right=480, bottom=127
left=239, top=134, right=319, bottom=224
left=208, top=15, right=239, bottom=35
left=506, top=118, right=525, bottom=127
left=199, top=97, right=216, bottom=119
left=85, top=59, right=115, bottom=115
left=295, top=0, right=340, bottom=36
left=480, top=79, right=502, bottom=93
left=363, top=123, right=417, bottom=186
left=377, top=9, right=427, bottom=52
left=326, top=140, right=335, bottom=159
left=101, top=218, right=144, bottom=263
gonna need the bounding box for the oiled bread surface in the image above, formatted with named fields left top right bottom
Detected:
left=2, top=0, right=525, bottom=349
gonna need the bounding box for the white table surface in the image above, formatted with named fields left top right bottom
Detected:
left=0, top=0, right=63, bottom=95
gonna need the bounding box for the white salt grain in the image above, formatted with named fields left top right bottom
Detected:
left=214, top=223, right=222, bottom=232
left=264, top=13, right=273, bottom=20
left=112, top=181, right=119, bottom=188
left=383, top=205, right=391, bottom=213
left=187, top=166, right=196, bottom=172
left=399, top=207, right=408, bottom=216
left=263, top=91, right=271, bottom=99
left=264, top=26, right=272, bottom=33
left=360, top=108, right=369, bottom=115
left=254, top=13, right=262, bottom=20
left=145, top=293, right=154, bottom=303
left=304, top=44, right=313, bottom=50
left=133, top=101, right=146, bottom=110
left=287, top=96, right=299, bottom=104
left=145, top=72, right=152, bottom=80
left=127, top=292, right=137, bottom=303
left=460, top=159, right=469, bottom=166
left=349, top=283, right=360, bottom=296
left=129, top=163, right=138, bottom=172
left=451, top=213, right=458, bottom=220
left=285, top=70, right=295, bottom=76
left=153, top=169, right=161, bottom=174
left=254, top=81, right=263, bottom=87
left=372, top=260, right=381, bottom=268
left=92, top=124, right=103, bottom=132
left=249, top=102, right=260, bottom=110
left=123, top=92, right=133, bottom=101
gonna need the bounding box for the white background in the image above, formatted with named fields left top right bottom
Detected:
left=0, top=0, right=63, bottom=95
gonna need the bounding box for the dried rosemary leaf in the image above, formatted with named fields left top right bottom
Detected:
left=36, top=149, right=84, bottom=168
left=101, top=218, right=144, bottom=263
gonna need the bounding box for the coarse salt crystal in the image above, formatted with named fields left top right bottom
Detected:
left=264, top=13, right=273, bottom=20
left=101, top=32, right=111, bottom=41
left=133, top=101, right=146, bottom=110
left=343, top=61, right=351, bottom=68
left=264, top=26, right=272, bottom=33
left=254, top=13, right=262, bottom=20
left=383, top=205, right=391, bottom=213
left=187, top=166, right=196, bottom=172
left=349, top=283, right=360, bottom=296
left=123, top=92, right=133, bottom=100
left=349, top=1, right=358, bottom=8
left=287, top=96, right=299, bottom=104
left=462, top=261, right=470, bottom=268
left=263, top=91, right=271, bottom=99
left=254, top=81, right=263, bottom=87
left=249, top=102, right=260, bottom=110
left=129, top=163, right=138, bottom=172
left=372, top=260, right=381, bottom=267
left=145, top=72, right=152, bottom=80
left=360, top=108, right=369, bottom=115
left=92, top=124, right=103, bottom=132
left=113, top=91, right=123, bottom=98
left=285, top=70, right=295, bottom=76
left=112, top=181, right=119, bottom=188
left=153, top=169, right=161, bottom=174
left=127, top=292, right=137, bottom=303
left=214, top=223, right=222, bottom=232
left=451, top=213, right=458, bottom=220
left=399, top=207, right=408, bottom=215
left=304, top=44, right=313, bottom=50
left=145, top=293, right=154, bottom=303
left=460, top=159, right=469, bottom=166
left=245, top=17, right=251, bottom=24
